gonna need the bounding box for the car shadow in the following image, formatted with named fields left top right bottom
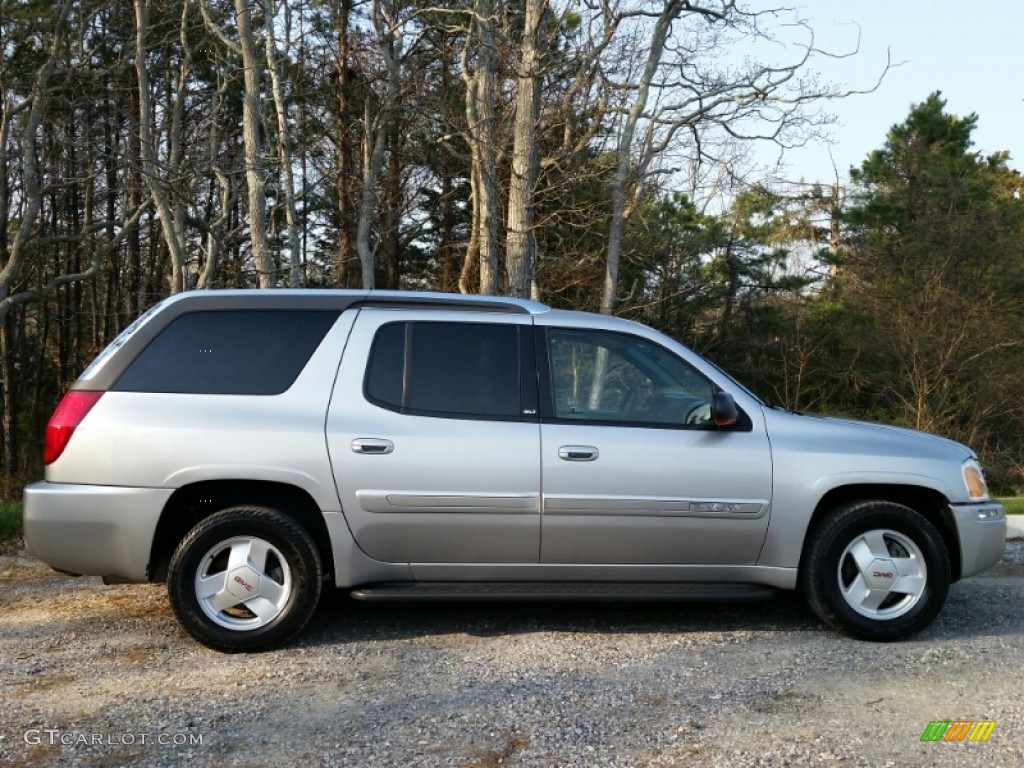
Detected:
left=299, top=544, right=1024, bottom=648
left=301, top=588, right=822, bottom=647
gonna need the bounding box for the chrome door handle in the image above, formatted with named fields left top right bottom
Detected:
left=351, top=438, right=394, bottom=455
left=558, top=445, right=599, bottom=462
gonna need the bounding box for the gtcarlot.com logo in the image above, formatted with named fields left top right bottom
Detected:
left=24, top=729, right=203, bottom=747
left=920, top=720, right=997, bottom=742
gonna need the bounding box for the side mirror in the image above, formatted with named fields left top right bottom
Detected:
left=711, top=391, right=738, bottom=427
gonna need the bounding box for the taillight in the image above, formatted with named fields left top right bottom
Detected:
left=44, top=391, right=104, bottom=465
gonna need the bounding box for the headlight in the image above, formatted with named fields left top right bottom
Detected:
left=962, top=459, right=990, bottom=501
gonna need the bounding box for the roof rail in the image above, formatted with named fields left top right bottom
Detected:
left=355, top=290, right=550, bottom=316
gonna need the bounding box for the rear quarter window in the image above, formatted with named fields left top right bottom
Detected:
left=112, top=310, right=339, bottom=395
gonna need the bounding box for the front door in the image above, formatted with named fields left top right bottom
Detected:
left=537, top=324, right=772, bottom=565
left=327, top=309, right=541, bottom=563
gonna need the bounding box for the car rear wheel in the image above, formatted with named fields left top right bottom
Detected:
left=800, top=500, right=950, bottom=641
left=167, top=506, right=322, bottom=652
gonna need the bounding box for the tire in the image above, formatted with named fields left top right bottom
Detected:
left=800, top=500, right=950, bottom=641
left=167, top=506, right=323, bottom=653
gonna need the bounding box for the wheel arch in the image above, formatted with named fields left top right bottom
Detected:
left=800, top=484, right=961, bottom=582
left=148, top=480, right=334, bottom=584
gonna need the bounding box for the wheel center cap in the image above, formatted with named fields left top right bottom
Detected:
left=865, top=558, right=898, bottom=589
left=227, top=565, right=261, bottom=599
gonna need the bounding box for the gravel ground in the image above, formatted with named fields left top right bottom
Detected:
left=2, top=544, right=1023, bottom=768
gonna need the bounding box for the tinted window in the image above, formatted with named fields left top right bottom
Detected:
left=547, top=328, right=714, bottom=426
left=113, top=310, right=338, bottom=395
left=365, top=322, right=521, bottom=418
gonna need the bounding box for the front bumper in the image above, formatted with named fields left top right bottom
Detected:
left=23, top=482, right=173, bottom=582
left=950, top=501, right=1006, bottom=579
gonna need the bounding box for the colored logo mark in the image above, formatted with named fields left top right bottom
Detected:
left=920, top=720, right=996, bottom=742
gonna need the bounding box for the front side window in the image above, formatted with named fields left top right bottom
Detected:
left=365, top=321, right=523, bottom=419
left=547, top=328, right=714, bottom=426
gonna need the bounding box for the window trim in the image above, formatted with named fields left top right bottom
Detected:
left=362, top=320, right=540, bottom=423
left=536, top=326, right=752, bottom=432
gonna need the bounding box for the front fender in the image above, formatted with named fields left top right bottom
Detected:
left=758, top=471, right=954, bottom=569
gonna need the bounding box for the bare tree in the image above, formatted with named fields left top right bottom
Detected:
left=0, top=2, right=71, bottom=320
left=0, top=0, right=144, bottom=322
left=264, top=0, right=303, bottom=287
left=599, top=2, right=885, bottom=315
left=234, top=0, right=274, bottom=286
left=601, top=1, right=684, bottom=314
left=194, top=53, right=237, bottom=291
left=133, top=0, right=190, bottom=293
left=204, top=0, right=274, bottom=287
left=350, top=0, right=408, bottom=289
left=330, top=0, right=357, bottom=287
left=459, top=0, right=500, bottom=295
left=504, top=0, right=546, bottom=300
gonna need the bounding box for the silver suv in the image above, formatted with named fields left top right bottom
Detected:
left=24, top=290, right=1006, bottom=651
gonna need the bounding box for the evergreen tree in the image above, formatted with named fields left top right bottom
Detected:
left=839, top=92, right=1024, bottom=477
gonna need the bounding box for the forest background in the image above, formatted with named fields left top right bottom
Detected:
left=1, top=0, right=1022, bottom=498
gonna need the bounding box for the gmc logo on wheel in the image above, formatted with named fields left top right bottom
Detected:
left=233, top=575, right=254, bottom=592
left=873, top=571, right=894, bottom=579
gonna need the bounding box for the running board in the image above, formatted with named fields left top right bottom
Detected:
left=349, top=582, right=777, bottom=602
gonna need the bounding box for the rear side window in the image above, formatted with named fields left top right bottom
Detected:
left=365, top=322, right=522, bottom=418
left=113, top=310, right=338, bottom=395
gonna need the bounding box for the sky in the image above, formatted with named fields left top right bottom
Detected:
left=756, top=0, right=1024, bottom=184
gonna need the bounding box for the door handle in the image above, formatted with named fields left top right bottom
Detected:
left=558, top=445, right=599, bottom=462
left=351, top=438, right=395, bottom=455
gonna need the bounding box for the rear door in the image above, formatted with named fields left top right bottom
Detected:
left=327, top=309, right=541, bottom=563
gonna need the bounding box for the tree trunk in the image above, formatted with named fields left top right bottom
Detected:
left=601, top=1, right=682, bottom=315
left=169, top=0, right=191, bottom=291
left=354, top=0, right=406, bottom=291
left=438, top=155, right=456, bottom=292
left=462, top=0, right=499, bottom=295
left=379, top=114, right=402, bottom=289
left=263, top=0, right=302, bottom=287
left=459, top=150, right=481, bottom=294
left=234, top=0, right=274, bottom=287
left=332, top=0, right=356, bottom=288
left=126, top=77, right=142, bottom=316
left=356, top=98, right=385, bottom=289
left=1, top=315, right=16, bottom=482
left=133, top=0, right=187, bottom=294
left=505, top=0, right=545, bottom=299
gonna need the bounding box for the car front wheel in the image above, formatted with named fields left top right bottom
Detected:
left=800, top=500, right=951, bottom=641
left=167, top=506, right=322, bottom=652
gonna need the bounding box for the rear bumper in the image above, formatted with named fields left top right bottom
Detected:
left=950, top=502, right=1006, bottom=579
left=23, top=482, right=172, bottom=582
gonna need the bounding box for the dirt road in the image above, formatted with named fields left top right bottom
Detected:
left=2, top=545, right=1022, bottom=767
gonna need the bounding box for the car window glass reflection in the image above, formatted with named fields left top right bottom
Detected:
left=548, top=329, right=713, bottom=426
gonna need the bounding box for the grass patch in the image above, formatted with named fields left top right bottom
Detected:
left=0, top=499, right=22, bottom=540
left=998, top=497, right=1024, bottom=515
